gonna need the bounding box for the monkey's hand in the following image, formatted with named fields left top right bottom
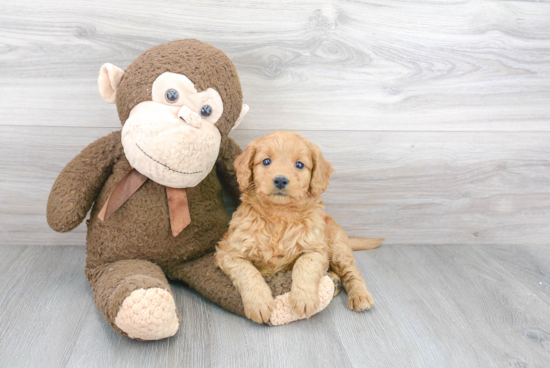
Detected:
left=47, top=130, right=123, bottom=232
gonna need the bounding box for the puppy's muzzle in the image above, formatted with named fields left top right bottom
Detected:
left=273, top=176, right=289, bottom=190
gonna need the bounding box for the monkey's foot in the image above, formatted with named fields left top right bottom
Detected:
left=329, top=271, right=342, bottom=297
left=269, top=275, right=334, bottom=326
left=115, top=288, right=179, bottom=340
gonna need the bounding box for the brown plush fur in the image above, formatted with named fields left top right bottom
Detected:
left=46, top=40, right=293, bottom=338
left=217, top=131, right=378, bottom=323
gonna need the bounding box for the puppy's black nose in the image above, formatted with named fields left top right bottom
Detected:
left=273, top=176, right=289, bottom=189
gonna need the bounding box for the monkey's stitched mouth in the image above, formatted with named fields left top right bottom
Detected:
left=136, top=143, right=203, bottom=175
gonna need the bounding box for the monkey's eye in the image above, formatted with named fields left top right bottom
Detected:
left=262, top=158, right=271, bottom=166
left=165, top=89, right=179, bottom=103
left=295, top=161, right=304, bottom=170
left=200, top=105, right=212, bottom=117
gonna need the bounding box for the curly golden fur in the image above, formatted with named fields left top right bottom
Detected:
left=216, top=131, right=381, bottom=324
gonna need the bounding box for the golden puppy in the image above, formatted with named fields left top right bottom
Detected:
left=216, top=131, right=382, bottom=324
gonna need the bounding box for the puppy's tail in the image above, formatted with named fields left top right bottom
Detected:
left=349, top=238, right=384, bottom=251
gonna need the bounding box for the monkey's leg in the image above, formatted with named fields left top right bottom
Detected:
left=166, top=252, right=334, bottom=326
left=86, top=259, right=179, bottom=340
left=328, top=271, right=342, bottom=297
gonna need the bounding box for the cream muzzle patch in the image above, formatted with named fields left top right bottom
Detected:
left=121, top=72, right=223, bottom=188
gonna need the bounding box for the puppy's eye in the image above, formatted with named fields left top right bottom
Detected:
left=165, top=89, right=179, bottom=103
left=262, top=158, right=271, bottom=166
left=200, top=105, right=212, bottom=117
left=295, top=161, right=304, bottom=170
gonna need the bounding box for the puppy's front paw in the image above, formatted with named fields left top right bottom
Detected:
left=289, top=287, right=320, bottom=318
left=242, top=287, right=275, bottom=324
left=348, top=291, right=374, bottom=312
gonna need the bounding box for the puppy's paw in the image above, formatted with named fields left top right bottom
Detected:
left=348, top=291, right=374, bottom=312
left=289, top=286, right=320, bottom=318
left=242, top=287, right=275, bottom=324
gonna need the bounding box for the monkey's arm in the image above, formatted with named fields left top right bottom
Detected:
left=216, top=136, right=242, bottom=202
left=47, top=130, right=123, bottom=232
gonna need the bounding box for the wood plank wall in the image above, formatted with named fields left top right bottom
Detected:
left=1, top=0, right=549, bottom=246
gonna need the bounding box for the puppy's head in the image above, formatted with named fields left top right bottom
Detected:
left=234, top=131, right=334, bottom=204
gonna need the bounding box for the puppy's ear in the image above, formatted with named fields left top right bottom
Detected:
left=234, top=142, right=257, bottom=191
left=309, top=142, right=334, bottom=197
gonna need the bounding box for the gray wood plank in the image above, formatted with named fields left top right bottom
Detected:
left=0, top=246, right=94, bottom=368
left=2, top=245, right=550, bottom=367
left=2, top=126, right=549, bottom=246
left=65, top=284, right=355, bottom=368
left=478, top=245, right=550, bottom=306
left=1, top=0, right=549, bottom=131
left=334, top=246, right=550, bottom=367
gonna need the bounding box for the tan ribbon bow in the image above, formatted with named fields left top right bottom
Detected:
left=98, top=168, right=191, bottom=237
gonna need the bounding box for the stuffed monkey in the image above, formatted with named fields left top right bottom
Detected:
left=47, top=39, right=334, bottom=340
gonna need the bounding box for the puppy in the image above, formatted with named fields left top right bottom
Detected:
left=216, top=131, right=382, bottom=324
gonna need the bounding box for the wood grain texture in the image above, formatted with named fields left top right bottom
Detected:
left=2, top=126, right=549, bottom=246
left=0, top=0, right=549, bottom=246
left=1, top=244, right=550, bottom=367
left=0, top=0, right=549, bottom=131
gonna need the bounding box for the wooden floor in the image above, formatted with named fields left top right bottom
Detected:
left=1, top=244, right=550, bottom=368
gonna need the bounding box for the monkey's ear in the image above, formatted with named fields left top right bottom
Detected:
left=234, top=141, right=256, bottom=191
left=232, top=104, right=249, bottom=130
left=98, top=63, right=125, bottom=104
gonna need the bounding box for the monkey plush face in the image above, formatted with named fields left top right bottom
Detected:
left=97, top=39, right=249, bottom=188
left=120, top=72, right=224, bottom=188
